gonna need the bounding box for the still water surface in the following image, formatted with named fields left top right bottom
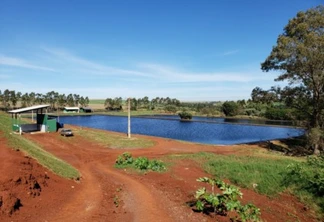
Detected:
left=59, top=115, right=304, bottom=145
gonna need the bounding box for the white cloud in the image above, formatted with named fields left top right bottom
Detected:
left=41, top=47, right=150, bottom=77
left=0, top=46, right=278, bottom=101
left=137, top=63, right=274, bottom=83
left=40, top=47, right=271, bottom=83
left=0, top=55, right=56, bottom=72
left=222, top=50, right=239, bottom=56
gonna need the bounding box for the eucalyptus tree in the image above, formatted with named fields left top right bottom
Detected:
left=20, top=93, right=30, bottom=107
left=29, top=92, right=36, bottom=105
left=9, top=90, right=20, bottom=108
left=261, top=5, right=324, bottom=153
left=57, top=94, right=66, bottom=110
left=142, top=96, right=150, bottom=109
left=46, top=91, right=57, bottom=110
left=104, top=98, right=113, bottom=110
left=2, top=89, right=10, bottom=109
left=73, top=94, right=80, bottom=107
left=66, top=94, right=75, bottom=107
left=79, top=96, right=85, bottom=107
left=84, top=96, right=89, bottom=107
left=130, top=98, right=138, bottom=110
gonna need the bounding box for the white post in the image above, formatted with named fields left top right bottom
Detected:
left=128, top=98, right=131, bottom=138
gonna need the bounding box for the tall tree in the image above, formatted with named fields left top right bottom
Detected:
left=29, top=92, right=36, bottom=105
left=84, top=96, right=89, bottom=107
left=2, top=89, right=10, bottom=109
left=10, top=90, right=19, bottom=108
left=261, top=5, right=324, bottom=153
left=66, top=94, right=75, bottom=107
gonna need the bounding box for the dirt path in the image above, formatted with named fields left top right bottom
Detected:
left=23, top=133, right=176, bottom=222
left=1, top=130, right=318, bottom=222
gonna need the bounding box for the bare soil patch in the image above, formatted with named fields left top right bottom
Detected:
left=0, top=128, right=318, bottom=222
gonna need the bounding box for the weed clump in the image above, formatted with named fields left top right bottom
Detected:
left=115, top=152, right=166, bottom=172
left=192, top=177, right=261, bottom=222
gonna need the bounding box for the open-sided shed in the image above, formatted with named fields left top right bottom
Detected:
left=8, top=105, right=59, bottom=133
left=63, top=107, right=80, bottom=113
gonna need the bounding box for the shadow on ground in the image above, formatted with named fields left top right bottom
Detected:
left=257, top=137, right=313, bottom=156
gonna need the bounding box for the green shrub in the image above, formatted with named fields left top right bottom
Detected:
left=115, top=152, right=166, bottom=172
left=178, top=111, right=192, bottom=120
left=134, top=157, right=150, bottom=170
left=193, top=177, right=261, bottom=221
left=115, top=152, right=134, bottom=166
left=148, top=159, right=166, bottom=171
left=264, top=108, right=292, bottom=120
left=285, top=155, right=324, bottom=196
left=284, top=155, right=324, bottom=212
left=222, top=101, right=239, bottom=116
left=165, top=105, right=177, bottom=113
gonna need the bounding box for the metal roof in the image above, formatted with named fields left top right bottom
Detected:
left=8, top=105, right=50, bottom=114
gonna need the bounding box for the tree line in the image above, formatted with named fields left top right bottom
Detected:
left=0, top=89, right=89, bottom=111
left=104, top=96, right=181, bottom=111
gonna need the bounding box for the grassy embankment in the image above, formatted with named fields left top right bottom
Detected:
left=170, top=152, right=323, bottom=215
left=0, top=112, right=80, bottom=179
left=69, top=126, right=156, bottom=149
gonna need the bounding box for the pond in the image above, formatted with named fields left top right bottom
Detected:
left=140, top=115, right=294, bottom=126
left=58, top=115, right=304, bottom=145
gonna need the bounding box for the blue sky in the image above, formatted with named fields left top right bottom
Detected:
left=0, top=0, right=321, bottom=101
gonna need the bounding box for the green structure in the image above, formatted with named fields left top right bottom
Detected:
left=8, top=105, right=59, bottom=133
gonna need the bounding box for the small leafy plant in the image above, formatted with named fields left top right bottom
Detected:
left=134, top=157, right=150, bottom=170
left=193, top=177, right=260, bottom=222
left=115, top=152, right=166, bottom=172
left=115, top=152, right=134, bottom=166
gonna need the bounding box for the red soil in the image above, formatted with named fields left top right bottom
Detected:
left=0, top=128, right=319, bottom=222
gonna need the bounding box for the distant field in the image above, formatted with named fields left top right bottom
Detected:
left=89, top=99, right=105, bottom=104
left=88, top=99, right=105, bottom=109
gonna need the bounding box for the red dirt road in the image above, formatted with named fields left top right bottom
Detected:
left=0, top=128, right=318, bottom=222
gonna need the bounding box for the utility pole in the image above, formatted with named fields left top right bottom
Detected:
left=128, top=97, right=131, bottom=138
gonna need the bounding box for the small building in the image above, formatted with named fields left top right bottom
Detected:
left=8, top=105, right=60, bottom=133
left=63, top=107, right=80, bottom=113
left=80, top=107, right=92, bottom=113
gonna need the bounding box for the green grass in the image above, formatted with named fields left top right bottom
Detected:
left=171, top=152, right=299, bottom=196
left=0, top=112, right=80, bottom=179
left=170, top=152, right=323, bottom=216
left=72, top=127, right=156, bottom=149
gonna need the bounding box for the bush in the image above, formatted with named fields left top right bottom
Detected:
left=115, top=153, right=166, bottom=172
left=164, top=105, right=177, bottom=113
left=222, top=101, right=239, bottom=116
left=178, top=111, right=192, bottom=120
left=115, top=152, right=134, bottom=166
left=264, top=108, right=291, bottom=120
left=193, top=177, right=261, bottom=221
left=245, top=108, right=260, bottom=116
left=284, top=155, right=324, bottom=212
left=134, top=157, right=150, bottom=170
left=200, top=107, right=221, bottom=116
